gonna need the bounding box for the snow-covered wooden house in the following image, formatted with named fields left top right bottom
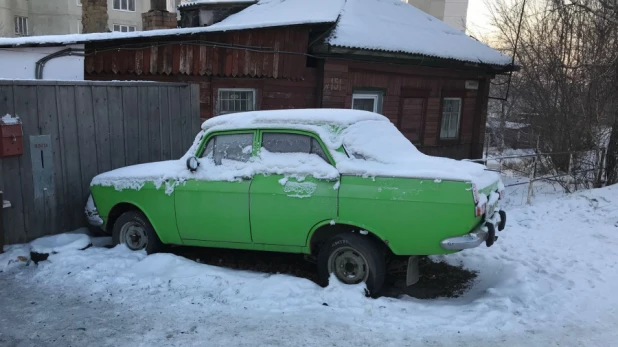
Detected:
left=0, top=0, right=517, bottom=160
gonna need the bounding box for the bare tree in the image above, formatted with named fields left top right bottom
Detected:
left=488, top=0, right=618, bottom=185
left=551, top=0, right=618, bottom=184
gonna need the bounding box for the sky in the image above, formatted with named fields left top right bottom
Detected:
left=467, top=0, right=494, bottom=37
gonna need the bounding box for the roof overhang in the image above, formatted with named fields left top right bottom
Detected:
left=312, top=44, right=520, bottom=74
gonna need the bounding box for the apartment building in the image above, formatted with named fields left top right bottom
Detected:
left=404, top=0, right=469, bottom=31
left=0, top=0, right=179, bottom=37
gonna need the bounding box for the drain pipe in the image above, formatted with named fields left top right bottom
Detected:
left=35, top=48, right=85, bottom=79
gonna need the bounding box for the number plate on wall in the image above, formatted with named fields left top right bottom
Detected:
left=29, top=135, right=55, bottom=199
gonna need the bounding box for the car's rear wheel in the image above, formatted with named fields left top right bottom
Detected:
left=112, top=211, right=164, bottom=254
left=317, top=233, right=386, bottom=296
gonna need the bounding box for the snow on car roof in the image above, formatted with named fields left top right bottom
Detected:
left=0, top=0, right=510, bottom=66
left=199, top=109, right=388, bottom=153
left=197, top=109, right=500, bottom=189
left=201, top=109, right=387, bottom=131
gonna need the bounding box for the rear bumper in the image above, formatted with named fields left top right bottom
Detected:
left=440, top=210, right=506, bottom=251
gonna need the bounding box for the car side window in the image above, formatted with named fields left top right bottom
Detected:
left=262, top=133, right=330, bottom=163
left=201, top=133, right=254, bottom=165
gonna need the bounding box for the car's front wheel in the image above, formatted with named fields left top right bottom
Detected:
left=317, top=233, right=386, bottom=296
left=112, top=211, right=164, bottom=254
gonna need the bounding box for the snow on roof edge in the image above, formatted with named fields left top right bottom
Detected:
left=178, top=0, right=258, bottom=8
left=0, top=22, right=330, bottom=48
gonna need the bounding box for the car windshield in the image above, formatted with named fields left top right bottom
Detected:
left=342, top=120, right=421, bottom=163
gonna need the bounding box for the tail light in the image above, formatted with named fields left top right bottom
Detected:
left=472, top=184, right=487, bottom=217
left=475, top=204, right=486, bottom=217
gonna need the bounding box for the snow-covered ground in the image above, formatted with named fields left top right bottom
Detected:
left=1, top=185, right=618, bottom=346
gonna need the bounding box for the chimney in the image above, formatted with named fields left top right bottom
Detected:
left=142, top=0, right=178, bottom=31
left=82, top=0, right=110, bottom=33
left=179, top=1, right=256, bottom=28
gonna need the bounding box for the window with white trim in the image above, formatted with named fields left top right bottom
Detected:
left=352, top=92, right=382, bottom=113
left=217, top=89, right=256, bottom=115
left=14, top=16, right=28, bottom=36
left=113, top=24, right=136, bottom=32
left=440, top=98, right=462, bottom=139
left=113, top=0, right=136, bottom=11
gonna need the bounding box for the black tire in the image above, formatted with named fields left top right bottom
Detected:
left=317, top=233, right=386, bottom=296
left=112, top=210, right=164, bottom=254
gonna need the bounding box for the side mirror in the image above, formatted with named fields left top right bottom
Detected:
left=186, top=156, right=199, bottom=172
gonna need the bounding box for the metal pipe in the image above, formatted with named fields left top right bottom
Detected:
left=35, top=48, right=85, bottom=79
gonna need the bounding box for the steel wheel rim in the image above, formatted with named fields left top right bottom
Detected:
left=120, top=221, right=148, bottom=251
left=327, top=246, right=369, bottom=284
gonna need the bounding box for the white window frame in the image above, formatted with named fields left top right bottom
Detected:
left=113, top=0, right=136, bottom=12
left=113, top=24, right=136, bottom=32
left=439, top=97, right=462, bottom=140
left=352, top=93, right=380, bottom=113
left=14, top=16, right=28, bottom=36
left=217, top=88, right=257, bottom=115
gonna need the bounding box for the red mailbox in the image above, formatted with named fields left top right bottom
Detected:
left=0, top=116, right=23, bottom=157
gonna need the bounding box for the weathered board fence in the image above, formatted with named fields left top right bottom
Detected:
left=0, top=80, right=200, bottom=245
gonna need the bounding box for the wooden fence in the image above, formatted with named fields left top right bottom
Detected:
left=0, top=80, right=200, bottom=245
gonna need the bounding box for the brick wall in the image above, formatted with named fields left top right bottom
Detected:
left=142, top=10, right=178, bottom=31
left=82, top=0, right=109, bottom=34
left=321, top=60, right=491, bottom=159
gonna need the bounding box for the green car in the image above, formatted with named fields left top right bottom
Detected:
left=85, top=109, right=506, bottom=294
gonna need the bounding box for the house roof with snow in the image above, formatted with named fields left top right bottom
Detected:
left=0, top=0, right=512, bottom=67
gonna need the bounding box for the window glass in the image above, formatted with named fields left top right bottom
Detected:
left=113, top=24, right=136, bottom=32
left=201, top=134, right=253, bottom=165
left=352, top=92, right=381, bottom=113
left=202, top=137, right=214, bottom=159
left=310, top=138, right=329, bottom=163
left=217, top=89, right=255, bottom=115
left=352, top=97, right=376, bottom=112
left=114, top=0, right=135, bottom=11
left=262, top=133, right=329, bottom=163
left=14, top=16, right=28, bottom=36
left=440, top=98, right=462, bottom=139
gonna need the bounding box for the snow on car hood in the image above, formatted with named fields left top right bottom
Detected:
left=336, top=120, right=500, bottom=189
